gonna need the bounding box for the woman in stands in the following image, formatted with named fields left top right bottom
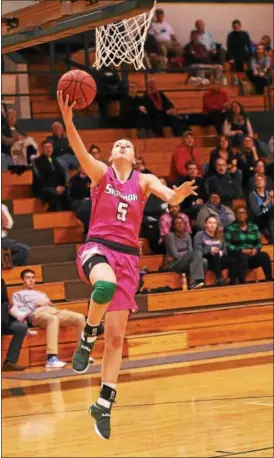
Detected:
left=223, top=101, right=254, bottom=147
left=247, top=44, right=271, bottom=94
left=165, top=216, right=205, bottom=289
left=194, top=215, right=231, bottom=286
left=235, top=135, right=259, bottom=189
left=57, top=91, right=197, bottom=440
left=249, top=173, right=274, bottom=243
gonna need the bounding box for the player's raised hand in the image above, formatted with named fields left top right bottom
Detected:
left=172, top=180, right=198, bottom=202
left=57, top=91, right=76, bottom=125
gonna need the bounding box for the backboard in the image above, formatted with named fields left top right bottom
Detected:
left=2, top=0, right=155, bottom=54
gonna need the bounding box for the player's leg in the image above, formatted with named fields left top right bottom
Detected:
left=72, top=258, right=117, bottom=373
left=89, top=309, right=129, bottom=440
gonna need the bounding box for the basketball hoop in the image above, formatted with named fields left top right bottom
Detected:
left=94, top=1, right=156, bottom=71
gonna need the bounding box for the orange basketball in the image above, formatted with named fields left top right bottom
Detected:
left=58, top=69, right=97, bottom=110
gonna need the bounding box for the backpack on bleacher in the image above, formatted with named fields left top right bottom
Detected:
left=239, top=80, right=256, bottom=95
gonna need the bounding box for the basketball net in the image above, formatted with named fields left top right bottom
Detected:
left=94, top=1, right=156, bottom=71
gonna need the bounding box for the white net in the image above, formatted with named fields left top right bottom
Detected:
left=94, top=2, right=156, bottom=71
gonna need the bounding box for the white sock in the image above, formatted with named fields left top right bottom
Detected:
left=97, top=383, right=117, bottom=409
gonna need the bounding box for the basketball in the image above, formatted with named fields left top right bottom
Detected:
left=57, top=69, right=97, bottom=110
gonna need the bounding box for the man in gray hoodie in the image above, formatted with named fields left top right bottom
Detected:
left=196, top=192, right=235, bottom=230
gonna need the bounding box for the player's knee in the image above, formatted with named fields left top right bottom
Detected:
left=106, top=334, right=124, bottom=351
left=92, top=280, right=117, bottom=305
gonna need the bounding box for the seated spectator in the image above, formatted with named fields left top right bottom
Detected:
left=119, top=82, right=153, bottom=138
left=248, top=160, right=274, bottom=192
left=236, top=135, right=259, bottom=188
left=46, top=122, right=79, bottom=180
left=89, top=144, right=101, bottom=160
left=247, top=44, right=271, bottom=94
left=203, top=82, right=230, bottom=134
left=194, top=215, right=231, bottom=286
left=68, top=167, right=91, bottom=237
left=142, top=177, right=168, bottom=254
left=268, top=137, right=274, bottom=156
left=142, top=78, right=186, bottom=137
left=135, top=156, right=152, bottom=174
left=169, top=131, right=202, bottom=184
left=2, top=278, right=27, bottom=371
left=260, top=35, right=272, bottom=55
left=2, top=203, right=30, bottom=267
left=148, top=8, right=182, bottom=58
left=227, top=20, right=252, bottom=72
left=195, top=19, right=225, bottom=65
left=12, top=269, right=86, bottom=368
left=249, top=174, right=274, bottom=243
left=206, top=158, right=240, bottom=206
left=176, top=161, right=206, bottom=220
left=95, top=64, right=123, bottom=118
left=159, top=203, right=191, bottom=252
left=33, top=140, right=71, bottom=212
left=165, top=216, right=204, bottom=289
left=144, top=33, right=167, bottom=70
left=223, top=101, right=254, bottom=148
left=196, top=192, right=235, bottom=230
left=184, top=30, right=210, bottom=67
left=2, top=109, right=38, bottom=170
left=224, top=206, right=272, bottom=284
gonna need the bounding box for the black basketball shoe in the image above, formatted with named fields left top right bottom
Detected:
left=72, top=323, right=104, bottom=374
left=88, top=385, right=116, bottom=440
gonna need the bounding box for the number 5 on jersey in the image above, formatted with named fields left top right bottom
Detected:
left=117, top=202, right=129, bottom=222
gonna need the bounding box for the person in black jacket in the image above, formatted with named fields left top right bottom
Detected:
left=68, top=168, right=91, bottom=237
left=206, top=158, right=240, bottom=206
left=176, top=161, right=206, bottom=220
left=95, top=65, right=123, bottom=118
left=119, top=82, right=153, bottom=137
left=34, top=140, right=71, bottom=211
left=46, top=122, right=79, bottom=180
left=1, top=278, right=27, bottom=371
left=227, top=20, right=252, bottom=72
left=142, top=78, right=186, bottom=137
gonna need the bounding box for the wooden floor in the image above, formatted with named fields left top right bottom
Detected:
left=2, top=344, right=273, bottom=458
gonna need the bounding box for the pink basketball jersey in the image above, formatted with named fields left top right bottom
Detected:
left=87, top=167, right=146, bottom=248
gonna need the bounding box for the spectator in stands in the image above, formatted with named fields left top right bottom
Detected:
left=119, top=82, right=153, bottom=138
left=142, top=78, right=185, bottom=137
left=194, top=215, right=231, bottom=286
left=205, top=158, right=240, bottom=206
left=249, top=174, right=274, bottom=243
left=148, top=8, right=182, bottom=58
left=177, top=161, right=206, bottom=220
left=144, top=33, right=167, bottom=70
left=260, top=35, right=272, bottom=55
left=159, top=203, right=191, bottom=252
left=196, top=192, right=235, bottom=230
left=223, top=101, right=253, bottom=147
left=169, top=131, right=202, bottom=184
left=165, top=216, right=204, bottom=289
left=1, top=109, right=38, bottom=170
left=46, top=122, right=79, bottom=180
left=247, top=44, right=271, bottom=94
left=203, top=81, right=230, bottom=134
left=1, top=278, right=27, bottom=371
left=227, top=20, right=252, bottom=72
left=184, top=30, right=210, bottom=67
left=68, top=167, right=91, bottom=238
left=1, top=203, right=30, bottom=267
left=12, top=269, right=86, bottom=368
left=248, top=160, right=274, bottom=192
left=89, top=144, right=101, bottom=160
left=142, top=177, right=168, bottom=254
left=34, top=140, right=71, bottom=212
left=135, top=156, right=152, bottom=174
left=235, top=135, right=259, bottom=188
left=95, top=64, right=123, bottom=118
left=195, top=19, right=226, bottom=66
left=224, top=206, right=272, bottom=284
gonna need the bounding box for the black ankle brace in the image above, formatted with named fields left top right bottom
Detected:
left=100, top=384, right=117, bottom=404
left=83, top=322, right=104, bottom=338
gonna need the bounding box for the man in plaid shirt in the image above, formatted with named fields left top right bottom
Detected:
left=224, top=206, right=272, bottom=284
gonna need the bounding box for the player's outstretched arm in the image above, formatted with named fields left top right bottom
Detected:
left=57, top=91, right=107, bottom=184
left=145, top=174, right=198, bottom=205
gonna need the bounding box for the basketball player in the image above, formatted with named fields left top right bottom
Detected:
left=57, top=91, right=197, bottom=440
